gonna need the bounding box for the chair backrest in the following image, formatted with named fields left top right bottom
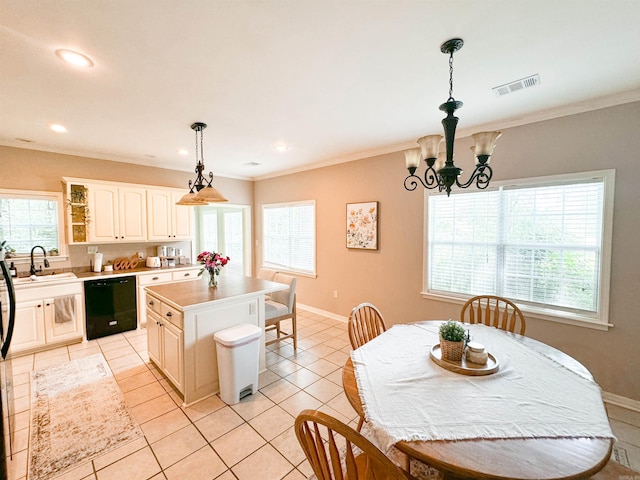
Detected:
left=460, top=295, right=526, bottom=335
left=257, top=267, right=278, bottom=281
left=348, top=303, right=387, bottom=350
left=295, top=409, right=414, bottom=480
left=271, top=272, right=297, bottom=312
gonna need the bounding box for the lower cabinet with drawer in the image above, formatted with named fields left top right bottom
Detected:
left=137, top=267, right=200, bottom=327
left=146, top=293, right=184, bottom=393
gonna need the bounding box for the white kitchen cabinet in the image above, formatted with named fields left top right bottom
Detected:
left=88, top=184, right=147, bottom=243
left=44, top=294, right=85, bottom=344
left=137, top=267, right=200, bottom=327
left=11, top=281, right=84, bottom=356
left=11, top=299, right=47, bottom=353
left=146, top=294, right=184, bottom=393
left=146, top=189, right=193, bottom=241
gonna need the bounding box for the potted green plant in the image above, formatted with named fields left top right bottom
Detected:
left=439, top=320, right=469, bottom=362
left=49, top=248, right=59, bottom=256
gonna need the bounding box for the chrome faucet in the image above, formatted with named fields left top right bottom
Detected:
left=30, top=245, right=50, bottom=276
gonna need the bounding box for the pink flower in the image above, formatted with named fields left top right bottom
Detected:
left=197, top=251, right=231, bottom=276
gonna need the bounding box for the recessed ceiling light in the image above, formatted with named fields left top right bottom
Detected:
left=274, top=144, right=289, bottom=152
left=50, top=124, right=67, bottom=133
left=55, top=49, right=94, bottom=67
left=177, top=149, right=189, bottom=155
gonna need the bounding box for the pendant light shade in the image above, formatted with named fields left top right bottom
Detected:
left=176, top=191, right=208, bottom=206
left=194, top=184, right=228, bottom=202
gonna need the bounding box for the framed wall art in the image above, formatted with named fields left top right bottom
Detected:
left=346, top=201, right=378, bottom=250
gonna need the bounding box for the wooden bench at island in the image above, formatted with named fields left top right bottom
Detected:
left=144, top=274, right=286, bottom=405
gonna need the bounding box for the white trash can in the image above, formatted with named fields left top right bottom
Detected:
left=214, top=323, right=262, bottom=405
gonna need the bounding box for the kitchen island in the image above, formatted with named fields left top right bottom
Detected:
left=145, top=274, right=286, bottom=405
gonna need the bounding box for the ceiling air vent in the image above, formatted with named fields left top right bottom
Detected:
left=492, top=74, right=540, bottom=97
left=243, top=161, right=261, bottom=167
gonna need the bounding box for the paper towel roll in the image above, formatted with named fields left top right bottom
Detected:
left=93, top=252, right=103, bottom=272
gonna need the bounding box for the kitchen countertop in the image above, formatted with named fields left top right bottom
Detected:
left=146, top=274, right=286, bottom=311
left=75, top=263, right=200, bottom=280
left=13, top=263, right=201, bottom=288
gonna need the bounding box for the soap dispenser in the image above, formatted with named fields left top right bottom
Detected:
left=9, top=262, right=17, bottom=277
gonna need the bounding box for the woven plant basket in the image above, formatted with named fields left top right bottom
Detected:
left=440, top=337, right=465, bottom=362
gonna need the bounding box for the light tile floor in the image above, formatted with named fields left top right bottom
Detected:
left=5, top=309, right=640, bottom=479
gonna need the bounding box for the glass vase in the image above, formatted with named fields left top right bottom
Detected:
left=208, top=271, right=218, bottom=287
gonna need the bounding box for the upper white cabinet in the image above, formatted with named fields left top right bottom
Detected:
left=63, top=178, right=193, bottom=245
left=147, top=189, right=193, bottom=241
left=88, top=184, right=147, bottom=243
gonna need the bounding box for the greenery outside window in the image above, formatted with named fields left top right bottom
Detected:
left=262, top=200, right=316, bottom=276
left=0, top=190, right=66, bottom=260
left=424, top=170, right=615, bottom=329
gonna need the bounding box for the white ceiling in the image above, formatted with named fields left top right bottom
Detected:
left=1, top=0, right=640, bottom=181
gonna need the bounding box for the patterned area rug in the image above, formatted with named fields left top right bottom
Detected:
left=29, top=354, right=143, bottom=480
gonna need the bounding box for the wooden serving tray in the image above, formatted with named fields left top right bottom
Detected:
left=430, top=344, right=499, bottom=376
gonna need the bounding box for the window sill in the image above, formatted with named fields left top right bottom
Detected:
left=421, top=291, right=612, bottom=332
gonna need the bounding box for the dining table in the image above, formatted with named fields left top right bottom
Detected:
left=342, top=321, right=615, bottom=480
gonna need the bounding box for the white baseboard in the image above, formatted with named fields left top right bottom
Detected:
left=603, top=392, right=640, bottom=413
left=298, top=303, right=348, bottom=323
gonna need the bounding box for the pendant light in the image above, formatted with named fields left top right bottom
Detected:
left=176, top=122, right=227, bottom=205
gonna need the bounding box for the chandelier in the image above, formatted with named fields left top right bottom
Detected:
left=403, top=38, right=501, bottom=196
left=176, top=122, right=228, bottom=205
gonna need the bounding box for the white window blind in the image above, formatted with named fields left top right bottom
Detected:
left=263, top=201, right=315, bottom=275
left=427, top=171, right=614, bottom=324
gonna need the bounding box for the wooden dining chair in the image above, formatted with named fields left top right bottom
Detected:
left=460, top=295, right=526, bottom=335
left=295, top=409, right=417, bottom=480
left=264, top=272, right=297, bottom=350
left=348, top=303, right=387, bottom=350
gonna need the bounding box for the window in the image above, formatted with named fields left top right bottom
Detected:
left=425, top=170, right=614, bottom=328
left=0, top=190, right=65, bottom=258
left=196, top=205, right=251, bottom=276
left=263, top=201, right=316, bottom=275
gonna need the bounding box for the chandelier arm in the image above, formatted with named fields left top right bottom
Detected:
left=455, top=165, right=494, bottom=190
left=404, top=168, right=441, bottom=191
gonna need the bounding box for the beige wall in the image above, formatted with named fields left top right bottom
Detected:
left=0, top=146, right=254, bottom=274
left=1, top=102, right=638, bottom=400
left=0, top=146, right=253, bottom=202
left=254, top=101, right=640, bottom=401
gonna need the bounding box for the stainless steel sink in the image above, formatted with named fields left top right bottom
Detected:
left=14, top=272, right=78, bottom=285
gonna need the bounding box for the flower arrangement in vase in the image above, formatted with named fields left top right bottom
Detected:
left=439, top=320, right=470, bottom=362
left=197, top=251, right=230, bottom=287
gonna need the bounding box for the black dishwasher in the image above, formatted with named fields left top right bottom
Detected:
left=84, top=276, right=137, bottom=340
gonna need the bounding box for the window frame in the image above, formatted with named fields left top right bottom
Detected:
left=422, top=170, right=615, bottom=331
left=0, top=189, right=68, bottom=263
left=262, top=200, right=317, bottom=277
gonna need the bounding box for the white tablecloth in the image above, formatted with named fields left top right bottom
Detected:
left=351, top=322, right=614, bottom=452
